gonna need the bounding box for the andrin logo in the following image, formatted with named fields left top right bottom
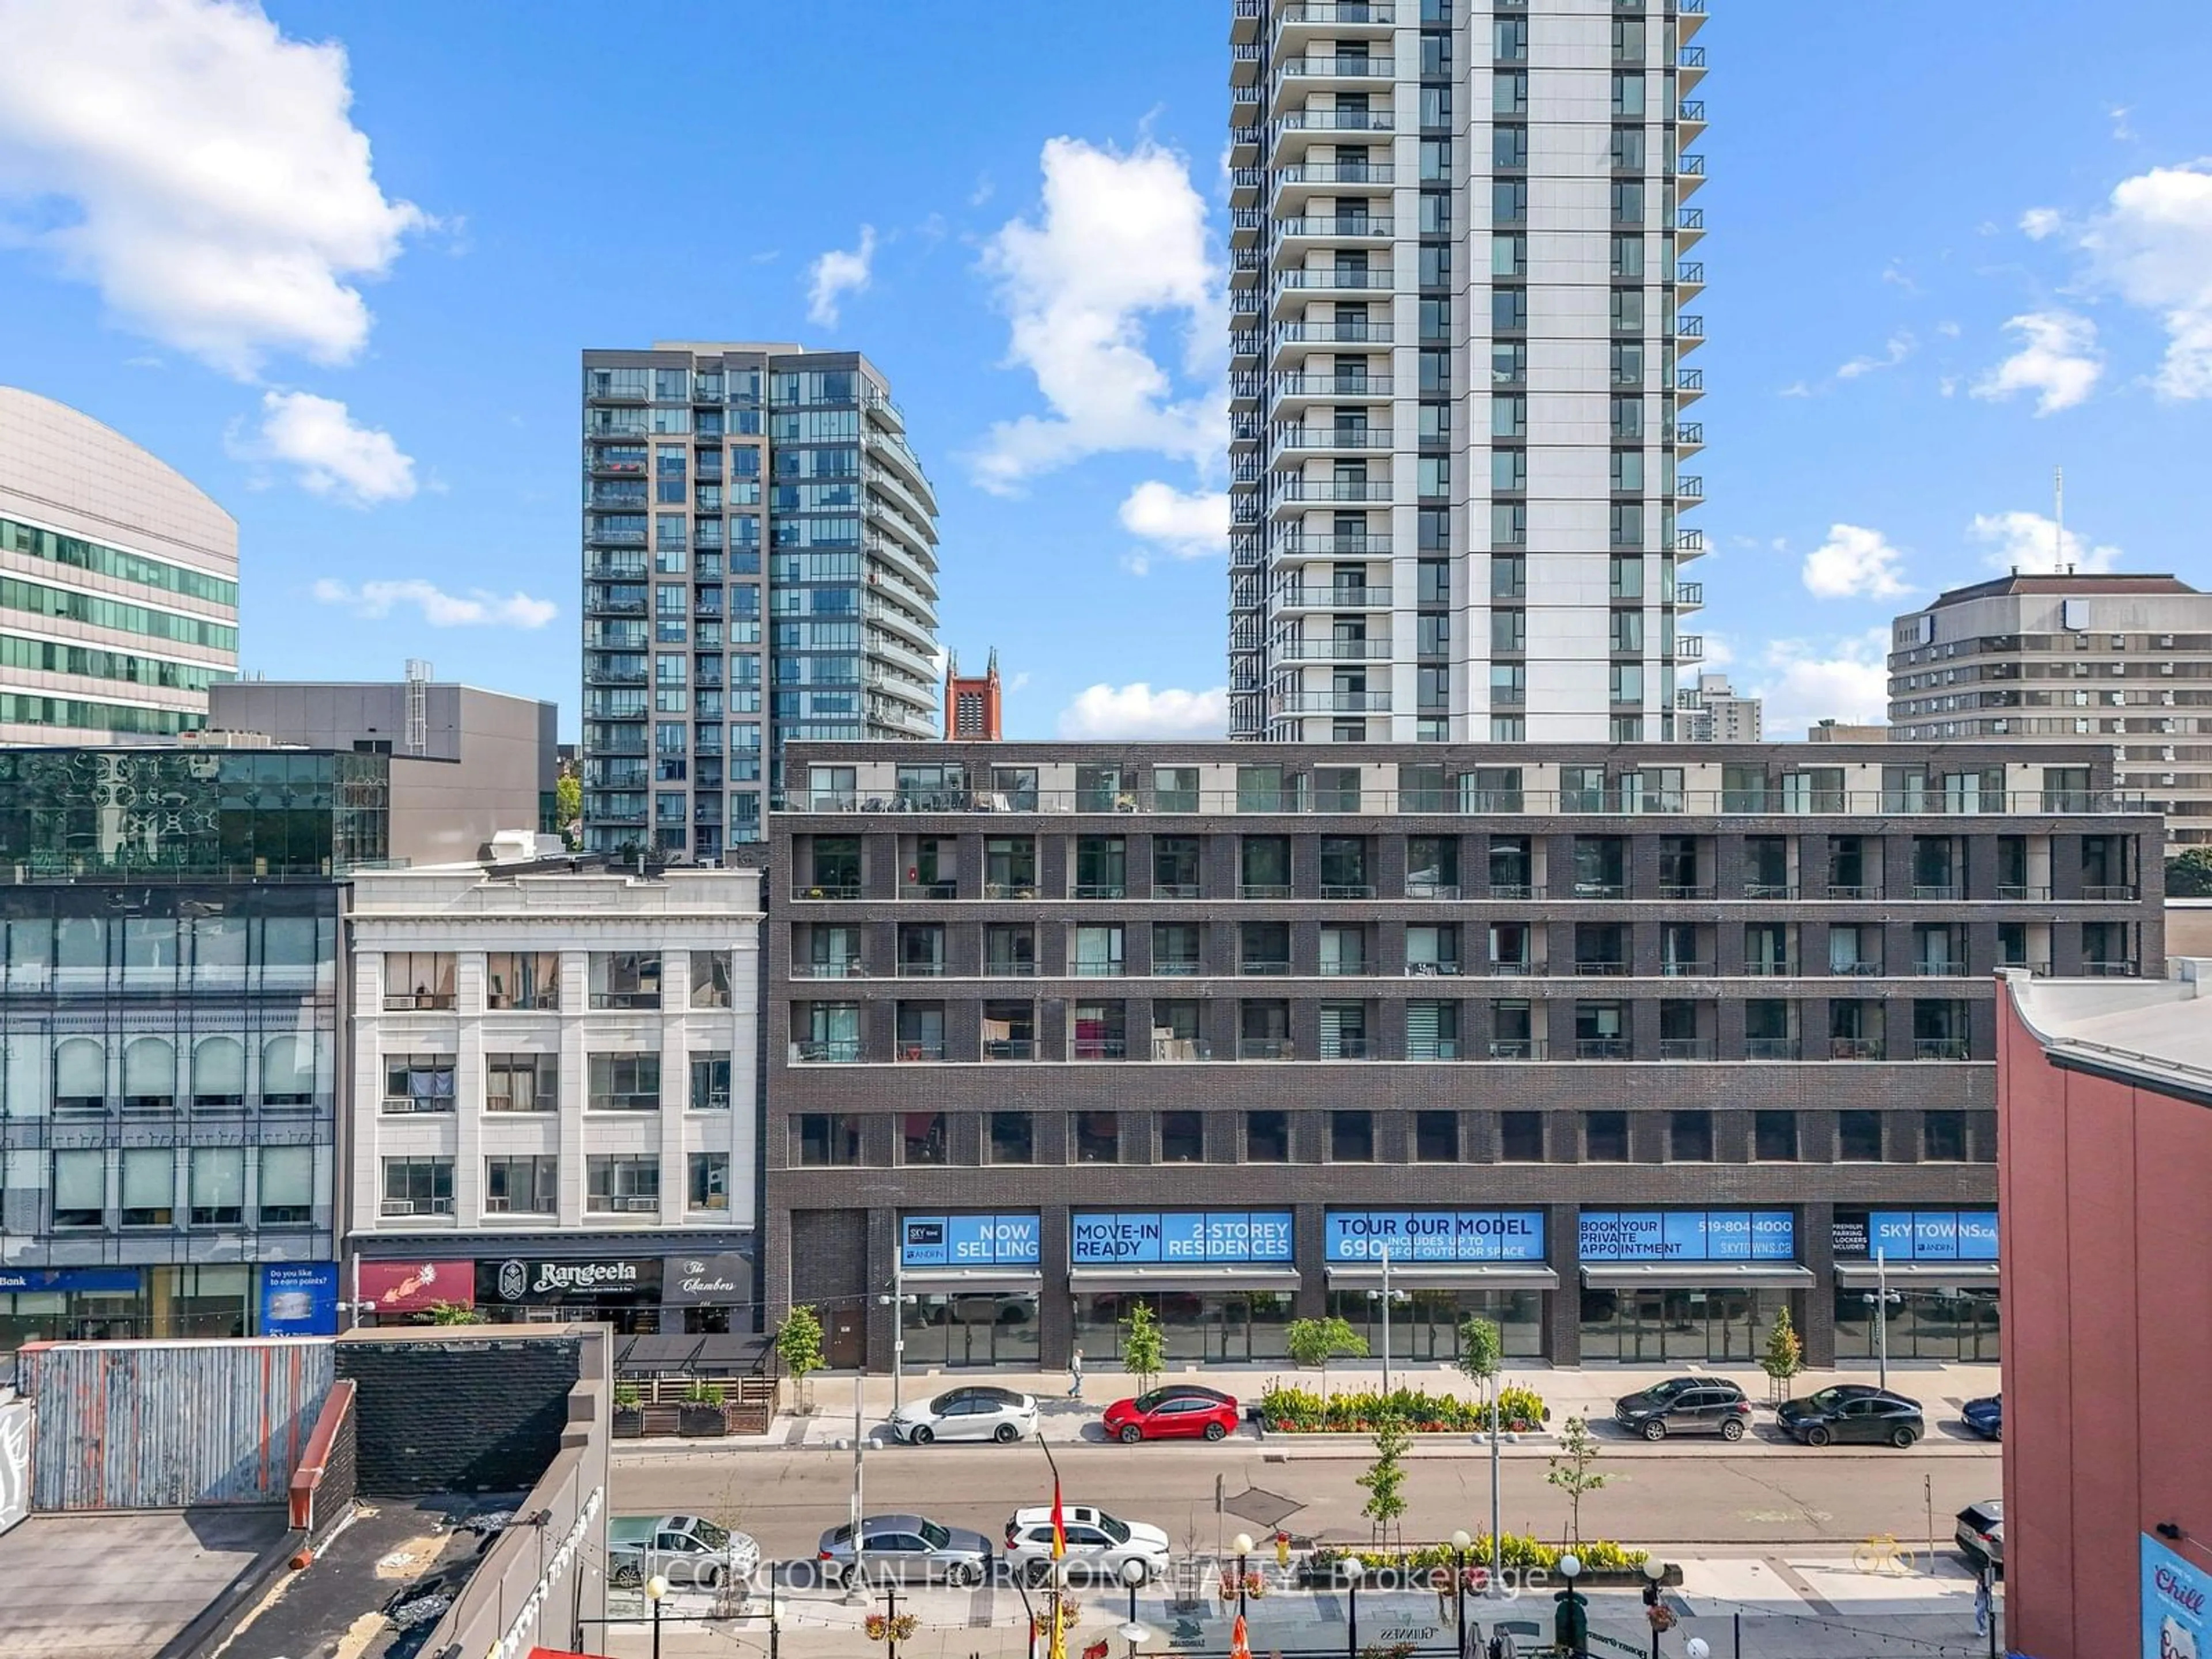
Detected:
left=498, top=1259, right=528, bottom=1301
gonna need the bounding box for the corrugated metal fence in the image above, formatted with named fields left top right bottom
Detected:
left=20, top=1339, right=334, bottom=1510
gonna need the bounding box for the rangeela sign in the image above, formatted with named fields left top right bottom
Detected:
left=477, top=1257, right=662, bottom=1305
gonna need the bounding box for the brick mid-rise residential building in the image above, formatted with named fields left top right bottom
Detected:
left=763, top=740, right=2160, bottom=1374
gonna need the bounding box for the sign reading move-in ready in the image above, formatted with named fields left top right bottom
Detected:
left=1579, top=1210, right=1797, bottom=1262
left=1324, top=1209, right=1547, bottom=1262
left=2143, top=1532, right=2211, bottom=1659
left=900, top=1214, right=1041, bottom=1267
left=1070, top=1211, right=1294, bottom=1264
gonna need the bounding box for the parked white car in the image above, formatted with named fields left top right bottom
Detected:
left=886, top=1384, right=1039, bottom=1445
left=609, top=1514, right=760, bottom=1590
left=1003, top=1505, right=1172, bottom=1582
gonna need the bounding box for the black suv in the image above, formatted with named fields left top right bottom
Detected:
left=1776, top=1385, right=1925, bottom=1448
left=1611, top=1377, right=1754, bottom=1442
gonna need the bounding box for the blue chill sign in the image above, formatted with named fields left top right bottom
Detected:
left=900, top=1214, right=1041, bottom=1268
left=1069, top=1212, right=1294, bottom=1264
left=1579, top=1210, right=1797, bottom=1262
left=1323, top=1210, right=1547, bottom=1263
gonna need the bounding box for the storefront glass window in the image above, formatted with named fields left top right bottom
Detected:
left=902, top=1294, right=1040, bottom=1369
left=1073, top=1291, right=1295, bottom=1365
left=1578, top=1287, right=1779, bottom=1362
left=1326, top=1289, right=1544, bottom=1361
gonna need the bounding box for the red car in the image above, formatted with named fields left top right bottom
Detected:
left=1102, top=1385, right=1240, bottom=1444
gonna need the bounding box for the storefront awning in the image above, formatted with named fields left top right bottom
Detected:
left=1324, top=1264, right=1559, bottom=1291
left=1067, top=1266, right=1303, bottom=1294
left=1834, top=1262, right=1999, bottom=1287
left=1580, top=1263, right=1816, bottom=1289
left=900, top=1270, right=1045, bottom=1293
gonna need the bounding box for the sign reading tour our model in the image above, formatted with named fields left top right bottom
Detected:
left=1324, top=1210, right=1547, bottom=1263
left=1070, top=1211, right=1294, bottom=1264
left=259, top=1262, right=339, bottom=1335
left=476, top=1257, right=664, bottom=1306
left=900, top=1215, right=1041, bottom=1268
left=1579, top=1210, right=1797, bottom=1262
left=1831, top=1210, right=1998, bottom=1261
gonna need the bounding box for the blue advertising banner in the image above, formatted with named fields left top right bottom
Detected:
left=1580, top=1211, right=1796, bottom=1262
left=1857, top=1211, right=2000, bottom=1262
left=0, top=1267, right=141, bottom=1294
left=901, top=1214, right=1041, bottom=1268
left=2143, top=1532, right=2212, bottom=1659
left=1070, top=1211, right=1294, bottom=1264
left=259, top=1262, right=339, bottom=1335
left=1324, top=1210, right=1547, bottom=1263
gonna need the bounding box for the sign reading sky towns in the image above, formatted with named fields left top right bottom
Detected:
left=1323, top=1210, right=1547, bottom=1263
left=1070, top=1211, right=1294, bottom=1264
left=900, top=1214, right=1041, bottom=1268
left=1579, top=1211, right=1797, bottom=1262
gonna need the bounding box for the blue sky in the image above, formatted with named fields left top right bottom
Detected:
left=2, top=0, right=2210, bottom=740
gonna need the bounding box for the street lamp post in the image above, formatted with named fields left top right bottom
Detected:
left=1120, top=1555, right=1147, bottom=1626
left=1642, top=1558, right=1668, bottom=1659
left=1342, top=1558, right=1364, bottom=1659
left=1117, top=1618, right=1147, bottom=1659
left=1555, top=1554, right=1588, bottom=1659
left=1450, top=1529, right=1472, bottom=1659
left=877, top=1253, right=915, bottom=1417
left=645, top=1574, right=669, bottom=1659
left=1863, top=1246, right=1900, bottom=1391
left=1233, top=1533, right=1253, bottom=1616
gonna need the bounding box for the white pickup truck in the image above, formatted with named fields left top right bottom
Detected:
left=608, top=1514, right=761, bottom=1590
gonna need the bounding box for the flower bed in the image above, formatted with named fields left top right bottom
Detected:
left=1303, top=1534, right=1649, bottom=1577
left=1259, top=1383, right=1549, bottom=1434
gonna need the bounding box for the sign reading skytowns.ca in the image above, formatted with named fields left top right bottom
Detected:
left=475, top=1257, right=664, bottom=1306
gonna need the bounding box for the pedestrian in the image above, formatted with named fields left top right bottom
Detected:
left=1069, top=1347, right=1084, bottom=1399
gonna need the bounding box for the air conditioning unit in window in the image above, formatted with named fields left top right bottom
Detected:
left=2164, top=774, right=2177, bottom=787
left=618, top=1196, right=658, bottom=1212
left=2112, top=662, right=2128, bottom=675
left=2164, top=747, right=2178, bottom=763
left=2161, top=635, right=2176, bottom=647
left=2162, top=662, right=2176, bottom=675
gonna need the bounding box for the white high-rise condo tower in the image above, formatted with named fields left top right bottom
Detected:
left=1228, top=0, right=1709, bottom=743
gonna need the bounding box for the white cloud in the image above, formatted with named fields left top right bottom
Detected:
left=971, top=137, right=1226, bottom=493
left=311, top=577, right=556, bottom=629
left=1836, top=331, right=1916, bottom=380
left=1969, top=510, right=2122, bottom=575
left=1936, top=320, right=1963, bottom=338
left=1801, top=523, right=1912, bottom=600
left=231, top=389, right=415, bottom=505
left=0, top=0, right=425, bottom=377
left=1880, top=262, right=1919, bottom=293
left=1747, top=630, right=1893, bottom=737
left=2073, top=161, right=2212, bottom=399
left=2110, top=105, right=2136, bottom=142
left=1056, top=681, right=1228, bottom=740
left=1777, top=380, right=1814, bottom=399
left=2020, top=206, right=2065, bottom=241
left=805, top=224, right=876, bottom=327
left=1972, top=310, right=2103, bottom=414
left=1118, top=480, right=1229, bottom=561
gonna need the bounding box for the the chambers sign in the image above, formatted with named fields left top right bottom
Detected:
left=476, top=1257, right=664, bottom=1306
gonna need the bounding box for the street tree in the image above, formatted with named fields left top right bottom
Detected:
left=1356, top=1413, right=1411, bottom=1548
left=1121, top=1300, right=1166, bottom=1395
left=1545, top=1416, right=1609, bottom=1549
left=774, top=1304, right=825, bottom=1411
left=1284, top=1315, right=1368, bottom=1399
left=1760, top=1304, right=1805, bottom=1405
left=1453, top=1315, right=1504, bottom=1420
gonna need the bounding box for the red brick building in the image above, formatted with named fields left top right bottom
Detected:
left=1998, top=966, right=2212, bottom=1658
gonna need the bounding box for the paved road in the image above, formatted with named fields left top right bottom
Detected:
left=613, top=1436, right=1999, bottom=1559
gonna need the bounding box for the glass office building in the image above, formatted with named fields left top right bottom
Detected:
left=580, top=343, right=941, bottom=859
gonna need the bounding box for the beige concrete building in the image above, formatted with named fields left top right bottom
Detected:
left=1676, top=672, right=1761, bottom=743
left=0, top=386, right=238, bottom=743
left=1891, top=573, right=2212, bottom=848
left=1808, top=720, right=1888, bottom=744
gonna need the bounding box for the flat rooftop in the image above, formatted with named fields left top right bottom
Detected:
left=0, top=1509, right=286, bottom=1659
left=2008, top=965, right=2212, bottom=1097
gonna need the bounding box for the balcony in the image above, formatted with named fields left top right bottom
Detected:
left=2083, top=960, right=2142, bottom=978
left=1830, top=1038, right=1884, bottom=1062
left=1658, top=959, right=1714, bottom=978
left=1575, top=1039, right=1632, bottom=1061
left=1275, top=584, right=1391, bottom=611
left=1489, top=1039, right=1548, bottom=1060
left=798, top=960, right=867, bottom=980
left=1743, top=960, right=1799, bottom=978
left=983, top=881, right=1040, bottom=900
left=1673, top=581, right=1704, bottom=609
left=1272, top=0, right=1396, bottom=36
left=1825, top=884, right=1881, bottom=901
left=1914, top=1038, right=1971, bottom=1062
left=791, top=882, right=862, bottom=901
left=1658, top=882, right=1715, bottom=900
left=896, top=1041, right=948, bottom=1063
left=984, top=1039, right=1039, bottom=1061
left=1271, top=373, right=1395, bottom=400
left=793, top=1040, right=863, bottom=1065
left=1272, top=214, right=1395, bottom=243
left=1274, top=108, right=1395, bottom=135
left=1658, top=1039, right=1715, bottom=1061
left=1274, top=638, right=1393, bottom=661
left=1274, top=532, right=1392, bottom=557
left=1573, top=960, right=1629, bottom=977
left=1997, top=884, right=2055, bottom=902
left=1272, top=427, right=1395, bottom=454
left=1486, top=960, right=1535, bottom=977
left=1743, top=882, right=1798, bottom=900
left=1830, top=960, right=1887, bottom=977
left=1237, top=1038, right=1294, bottom=1060
left=1275, top=479, right=1392, bottom=504
left=1743, top=1038, right=1802, bottom=1062
left=2082, top=884, right=2140, bottom=901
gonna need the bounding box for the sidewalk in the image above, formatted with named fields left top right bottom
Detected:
left=615, top=1357, right=2002, bottom=1459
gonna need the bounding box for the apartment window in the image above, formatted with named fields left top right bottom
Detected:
left=1585, top=1111, right=1630, bottom=1162
left=258, top=1145, right=313, bottom=1226
left=1153, top=923, right=1202, bottom=976
left=1492, top=126, right=1527, bottom=169
left=1669, top=1110, right=1713, bottom=1162
left=486, top=951, right=560, bottom=1011
left=1415, top=1111, right=1460, bottom=1161
left=588, top=1052, right=660, bottom=1112
left=384, top=1053, right=456, bottom=1113
left=384, top=952, right=456, bottom=1011
left=1073, top=1001, right=1126, bottom=1059
left=688, top=1053, right=732, bottom=1112
left=1245, top=1110, right=1291, bottom=1162
left=1240, top=922, right=1291, bottom=976
left=1154, top=767, right=1200, bottom=813
left=797, top=1113, right=863, bottom=1166
left=690, top=952, right=732, bottom=1007
left=1154, top=835, right=1202, bottom=897
left=1075, top=1111, right=1120, bottom=1164
left=1075, top=835, right=1127, bottom=898
left=1923, top=1110, right=1968, bottom=1162
left=485, top=1053, right=555, bottom=1112
left=1499, top=1111, right=1544, bottom=1162
left=902, top=1111, right=948, bottom=1165
left=1753, top=1111, right=1800, bottom=1162
left=1236, top=764, right=1294, bottom=812
left=1839, top=1110, right=1884, bottom=1162
left=1073, top=925, right=1125, bottom=977
left=381, top=1156, right=454, bottom=1218
left=120, top=1147, right=173, bottom=1226
left=686, top=1153, right=730, bottom=1213
left=988, top=1111, right=1035, bottom=1165
left=1161, top=1111, right=1205, bottom=1164
left=1611, top=71, right=1645, bottom=116
left=486, top=1156, right=558, bottom=1215
left=1407, top=1000, right=1460, bottom=1060
left=588, top=952, right=661, bottom=1009
left=1241, top=836, right=1292, bottom=899
left=1330, top=1109, right=1374, bottom=1162
left=586, top=1155, right=661, bottom=1214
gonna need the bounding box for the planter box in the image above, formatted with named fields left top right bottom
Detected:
left=679, top=1404, right=730, bottom=1438
left=613, top=1407, right=645, bottom=1440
